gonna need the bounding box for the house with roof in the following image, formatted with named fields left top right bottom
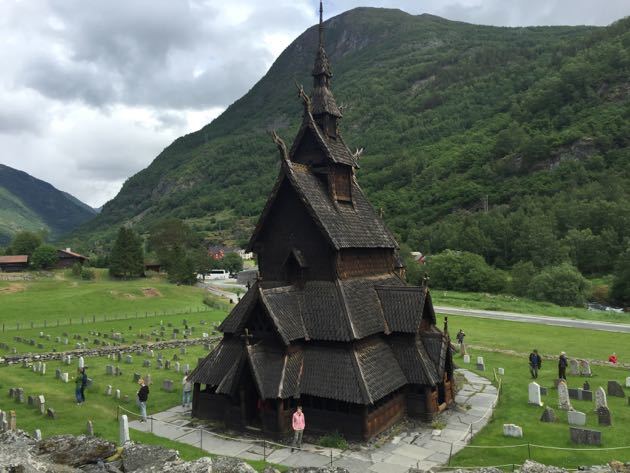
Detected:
left=0, top=255, right=29, bottom=272
left=189, top=4, right=454, bottom=440
left=56, top=248, right=88, bottom=269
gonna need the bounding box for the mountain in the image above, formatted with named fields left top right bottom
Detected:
left=0, top=164, right=97, bottom=245
left=71, top=8, right=630, bottom=276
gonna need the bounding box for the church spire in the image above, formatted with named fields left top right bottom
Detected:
left=311, top=1, right=342, bottom=134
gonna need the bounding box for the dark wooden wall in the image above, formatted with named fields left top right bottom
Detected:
left=257, top=181, right=335, bottom=282
left=336, top=248, right=395, bottom=278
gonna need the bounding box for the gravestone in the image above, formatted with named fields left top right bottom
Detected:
left=148, top=350, right=154, bottom=358
left=9, top=411, right=16, bottom=431
left=61, top=373, right=69, bottom=383
left=569, top=359, right=579, bottom=376
left=607, top=380, right=625, bottom=397
left=34, top=429, right=42, bottom=441
left=162, top=379, right=174, bottom=392
left=123, top=395, right=130, bottom=403
left=106, top=365, right=114, bottom=375
left=626, top=376, right=630, bottom=388
left=463, top=354, right=470, bottom=364
left=115, top=389, right=121, bottom=399
left=125, top=355, right=133, bottom=364
left=503, top=424, right=523, bottom=438
left=46, top=408, right=56, bottom=420
left=557, top=381, right=572, bottom=410
left=540, top=387, right=548, bottom=396
left=133, top=373, right=141, bottom=383
left=86, top=420, right=94, bottom=436
left=180, top=347, right=187, bottom=355
left=580, top=360, right=592, bottom=377
left=164, top=360, right=171, bottom=370
left=498, top=368, right=505, bottom=375
left=174, top=362, right=181, bottom=373
left=183, top=364, right=190, bottom=373
left=597, top=406, right=611, bottom=426
left=570, top=427, right=601, bottom=445
left=143, top=360, right=151, bottom=368
left=55, top=368, right=61, bottom=379
left=106, top=385, right=112, bottom=396
left=568, top=388, right=580, bottom=400
left=476, top=356, right=485, bottom=371
left=528, top=382, right=543, bottom=406
left=568, top=410, right=586, bottom=426
left=595, top=387, right=608, bottom=410
left=145, top=374, right=152, bottom=386
left=41, top=363, right=46, bottom=376
left=17, top=389, right=25, bottom=403
left=582, top=390, right=593, bottom=402
left=28, top=395, right=35, bottom=406
left=119, top=415, right=130, bottom=445
left=540, top=407, right=557, bottom=423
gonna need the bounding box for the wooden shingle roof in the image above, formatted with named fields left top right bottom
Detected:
left=219, top=275, right=431, bottom=344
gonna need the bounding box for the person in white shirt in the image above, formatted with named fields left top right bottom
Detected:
left=182, top=372, right=193, bottom=408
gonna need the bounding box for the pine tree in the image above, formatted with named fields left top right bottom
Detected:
left=109, top=227, right=144, bottom=279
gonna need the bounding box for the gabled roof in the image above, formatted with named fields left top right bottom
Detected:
left=188, top=338, right=245, bottom=395
left=247, top=342, right=302, bottom=399
left=422, top=331, right=450, bottom=379
left=289, top=111, right=355, bottom=167
left=219, top=275, right=429, bottom=344
left=0, top=255, right=28, bottom=264
left=389, top=334, right=440, bottom=386
left=58, top=249, right=88, bottom=259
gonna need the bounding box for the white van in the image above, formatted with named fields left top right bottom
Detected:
left=206, top=269, right=229, bottom=280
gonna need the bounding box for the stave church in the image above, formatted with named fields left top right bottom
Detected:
left=189, top=3, right=455, bottom=440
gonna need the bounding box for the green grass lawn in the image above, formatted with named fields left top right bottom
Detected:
left=451, top=348, right=630, bottom=467
left=432, top=290, right=630, bottom=324
left=0, top=270, right=208, bottom=328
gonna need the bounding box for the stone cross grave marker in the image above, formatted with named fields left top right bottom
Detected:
left=557, top=380, right=572, bottom=410
left=528, top=382, right=543, bottom=406
left=595, top=387, right=608, bottom=410
left=568, top=410, right=586, bottom=426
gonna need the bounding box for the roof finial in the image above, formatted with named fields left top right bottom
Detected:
left=318, top=1, right=324, bottom=48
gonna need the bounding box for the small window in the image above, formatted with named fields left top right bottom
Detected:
left=333, top=169, right=352, bottom=202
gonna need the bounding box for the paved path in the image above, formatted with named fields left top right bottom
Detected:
left=435, top=306, right=630, bottom=333
left=129, top=369, right=496, bottom=472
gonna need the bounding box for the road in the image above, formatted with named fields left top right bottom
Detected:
left=435, top=306, right=630, bottom=333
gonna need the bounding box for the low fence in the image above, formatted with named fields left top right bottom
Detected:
left=1, top=306, right=212, bottom=333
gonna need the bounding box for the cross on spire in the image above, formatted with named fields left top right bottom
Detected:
left=240, top=328, right=254, bottom=346
left=318, top=0, right=324, bottom=48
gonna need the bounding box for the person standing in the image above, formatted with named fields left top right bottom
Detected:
left=182, top=372, right=192, bottom=409
left=291, top=406, right=305, bottom=451
left=558, top=352, right=568, bottom=380
left=528, top=349, right=542, bottom=379
left=75, top=368, right=85, bottom=405
left=137, top=378, right=150, bottom=422
left=456, top=329, right=466, bottom=355
left=608, top=353, right=618, bottom=364
left=80, top=367, right=88, bottom=403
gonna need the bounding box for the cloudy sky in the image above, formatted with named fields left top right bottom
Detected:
left=1, top=0, right=627, bottom=208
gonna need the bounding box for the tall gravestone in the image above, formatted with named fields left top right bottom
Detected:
left=569, top=359, right=579, bottom=376
left=607, top=380, right=625, bottom=397
left=557, top=380, right=572, bottom=410
left=119, top=415, right=130, bottom=445
left=595, top=387, right=608, bottom=410
left=528, top=382, right=543, bottom=406
left=580, top=360, right=592, bottom=377
left=597, top=406, right=612, bottom=426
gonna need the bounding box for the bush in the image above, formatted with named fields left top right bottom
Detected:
left=80, top=268, right=95, bottom=280
left=30, top=244, right=58, bottom=269
left=528, top=263, right=589, bottom=307
left=71, top=262, right=82, bottom=278
left=318, top=431, right=348, bottom=450
left=426, top=250, right=507, bottom=293
left=203, top=294, right=226, bottom=310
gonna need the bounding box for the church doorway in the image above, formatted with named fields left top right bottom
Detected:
left=239, top=367, right=262, bottom=428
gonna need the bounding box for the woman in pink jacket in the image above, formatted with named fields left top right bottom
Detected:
left=291, top=406, right=305, bottom=451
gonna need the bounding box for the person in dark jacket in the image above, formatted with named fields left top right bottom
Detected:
left=528, top=350, right=542, bottom=378
left=80, top=367, right=88, bottom=403
left=137, top=379, right=150, bottom=422
left=558, top=352, right=568, bottom=380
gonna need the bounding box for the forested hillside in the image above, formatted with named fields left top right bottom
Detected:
left=0, top=164, right=96, bottom=245
left=71, top=8, right=630, bottom=280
